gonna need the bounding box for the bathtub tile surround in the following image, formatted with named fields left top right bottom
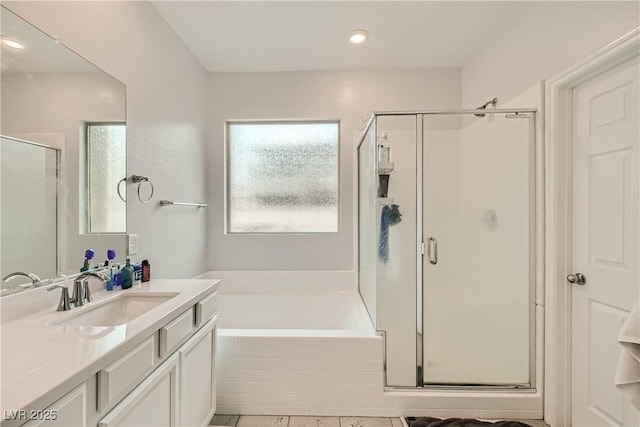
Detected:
left=215, top=291, right=384, bottom=416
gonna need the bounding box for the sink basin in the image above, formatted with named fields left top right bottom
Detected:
left=50, top=292, right=179, bottom=327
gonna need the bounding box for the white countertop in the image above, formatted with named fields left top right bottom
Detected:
left=0, top=278, right=219, bottom=424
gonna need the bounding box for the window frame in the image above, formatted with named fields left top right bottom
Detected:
left=224, top=118, right=341, bottom=235
left=85, top=121, right=127, bottom=235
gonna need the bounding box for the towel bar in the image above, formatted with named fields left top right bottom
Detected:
left=159, top=200, right=208, bottom=208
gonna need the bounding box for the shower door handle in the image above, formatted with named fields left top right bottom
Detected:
left=427, top=237, right=438, bottom=265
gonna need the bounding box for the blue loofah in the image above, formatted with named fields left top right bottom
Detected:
left=379, top=205, right=391, bottom=263
left=379, top=204, right=402, bottom=264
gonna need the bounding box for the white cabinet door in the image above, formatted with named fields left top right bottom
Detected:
left=180, top=317, right=217, bottom=427
left=98, top=354, right=179, bottom=427
left=22, top=384, right=86, bottom=427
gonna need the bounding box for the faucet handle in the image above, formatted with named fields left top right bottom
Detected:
left=71, top=280, right=84, bottom=307
left=47, top=285, right=71, bottom=311
left=82, top=279, right=93, bottom=303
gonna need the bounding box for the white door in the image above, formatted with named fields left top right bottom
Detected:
left=571, top=57, right=639, bottom=426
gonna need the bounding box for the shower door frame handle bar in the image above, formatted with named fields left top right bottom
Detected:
left=427, top=237, right=438, bottom=265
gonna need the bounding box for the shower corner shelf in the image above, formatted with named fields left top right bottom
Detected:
left=378, top=197, right=394, bottom=205
left=378, top=161, right=394, bottom=175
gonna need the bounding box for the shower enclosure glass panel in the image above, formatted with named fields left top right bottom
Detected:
left=375, top=115, right=418, bottom=387
left=1, top=136, right=59, bottom=287
left=358, top=122, right=377, bottom=325
left=422, top=113, right=534, bottom=386
left=357, top=109, right=535, bottom=388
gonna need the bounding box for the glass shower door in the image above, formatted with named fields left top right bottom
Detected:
left=422, top=112, right=534, bottom=386
left=1, top=136, right=59, bottom=287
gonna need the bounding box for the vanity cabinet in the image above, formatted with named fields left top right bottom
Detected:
left=97, top=316, right=217, bottom=427
left=12, top=288, right=219, bottom=427
left=94, top=297, right=218, bottom=427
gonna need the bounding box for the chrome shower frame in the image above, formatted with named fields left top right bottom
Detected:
left=356, top=108, right=538, bottom=392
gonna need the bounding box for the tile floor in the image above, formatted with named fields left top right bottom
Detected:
left=210, top=415, right=403, bottom=427
left=210, top=415, right=549, bottom=427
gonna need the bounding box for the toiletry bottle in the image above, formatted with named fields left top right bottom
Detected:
left=80, top=249, right=95, bottom=272
left=121, top=259, right=134, bottom=289
left=133, top=263, right=142, bottom=285
left=141, top=260, right=150, bottom=282
left=113, top=264, right=122, bottom=289
left=104, top=249, right=116, bottom=268
left=105, top=249, right=116, bottom=291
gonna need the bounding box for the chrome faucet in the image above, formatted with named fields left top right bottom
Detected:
left=72, top=271, right=109, bottom=306
left=2, top=271, right=41, bottom=286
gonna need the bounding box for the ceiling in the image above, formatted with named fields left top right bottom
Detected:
left=152, top=1, right=522, bottom=72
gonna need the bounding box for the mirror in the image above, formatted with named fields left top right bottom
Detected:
left=0, top=6, right=127, bottom=292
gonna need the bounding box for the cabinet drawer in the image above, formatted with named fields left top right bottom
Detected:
left=98, top=354, right=178, bottom=427
left=195, top=291, right=217, bottom=327
left=159, top=308, right=195, bottom=358
left=98, top=335, right=155, bottom=412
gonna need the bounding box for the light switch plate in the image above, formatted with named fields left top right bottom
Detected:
left=127, top=234, right=138, bottom=256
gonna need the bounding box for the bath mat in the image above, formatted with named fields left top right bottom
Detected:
left=402, top=417, right=533, bottom=427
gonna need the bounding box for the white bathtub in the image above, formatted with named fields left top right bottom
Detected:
left=215, top=291, right=384, bottom=416
left=217, top=292, right=374, bottom=336
left=204, top=271, right=543, bottom=418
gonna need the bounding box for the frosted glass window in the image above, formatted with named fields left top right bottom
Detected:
left=227, top=121, right=339, bottom=233
left=87, top=123, right=126, bottom=233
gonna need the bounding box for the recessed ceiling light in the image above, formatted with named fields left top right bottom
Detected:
left=349, top=29, right=369, bottom=45
left=1, top=37, right=25, bottom=50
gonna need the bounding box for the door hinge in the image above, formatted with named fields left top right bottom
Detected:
left=421, top=242, right=425, bottom=255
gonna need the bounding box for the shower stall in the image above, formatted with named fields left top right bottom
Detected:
left=358, top=108, right=537, bottom=389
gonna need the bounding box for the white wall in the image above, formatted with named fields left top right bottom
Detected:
left=4, top=1, right=209, bottom=278
left=207, top=68, right=461, bottom=271
left=462, top=1, right=640, bottom=108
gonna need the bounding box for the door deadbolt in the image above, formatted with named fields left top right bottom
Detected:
left=567, top=273, right=586, bottom=285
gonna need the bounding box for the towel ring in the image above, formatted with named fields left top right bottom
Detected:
left=132, top=175, right=154, bottom=204
left=116, top=177, right=127, bottom=202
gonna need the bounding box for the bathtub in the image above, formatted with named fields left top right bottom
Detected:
left=215, top=291, right=384, bottom=416
left=217, top=292, right=374, bottom=336
left=214, top=290, right=544, bottom=418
